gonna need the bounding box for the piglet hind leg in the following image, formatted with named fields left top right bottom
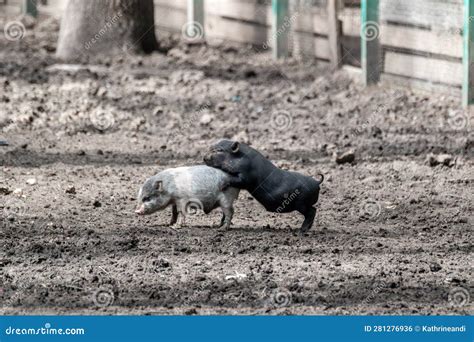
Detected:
left=169, top=204, right=178, bottom=226
left=176, top=212, right=186, bottom=228
left=217, top=212, right=226, bottom=228
left=299, top=206, right=316, bottom=234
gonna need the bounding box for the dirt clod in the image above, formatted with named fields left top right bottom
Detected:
left=334, top=151, right=355, bottom=164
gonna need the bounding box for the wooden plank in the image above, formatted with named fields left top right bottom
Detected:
left=290, top=30, right=332, bottom=60
left=361, top=0, right=381, bottom=85
left=155, top=0, right=187, bottom=10
left=385, top=51, right=463, bottom=86
left=291, top=0, right=317, bottom=60
left=0, top=4, right=22, bottom=15
left=382, top=25, right=462, bottom=59
left=206, top=14, right=268, bottom=45
left=206, top=0, right=271, bottom=26
left=155, top=6, right=188, bottom=32
left=156, top=0, right=332, bottom=35
left=341, top=7, right=461, bottom=58
left=344, top=6, right=463, bottom=57
left=205, top=15, right=331, bottom=60
left=327, top=0, right=342, bottom=67
left=155, top=2, right=346, bottom=60
left=340, top=6, right=360, bottom=36
left=272, top=0, right=290, bottom=59
left=381, top=74, right=462, bottom=97
left=380, top=0, right=463, bottom=31
left=463, top=0, right=474, bottom=106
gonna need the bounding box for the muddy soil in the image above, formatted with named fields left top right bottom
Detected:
left=0, top=15, right=472, bottom=315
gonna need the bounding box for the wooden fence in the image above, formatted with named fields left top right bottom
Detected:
left=1, top=0, right=471, bottom=106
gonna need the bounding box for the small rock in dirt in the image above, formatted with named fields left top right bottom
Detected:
left=195, top=275, right=206, bottom=282
left=244, top=69, right=257, bottom=78
left=96, top=87, right=107, bottom=97
left=153, top=106, right=164, bottom=116
left=426, top=153, right=455, bottom=167
left=92, top=200, right=102, bottom=208
left=445, top=277, right=462, bottom=284
left=0, top=187, right=12, bottom=195
left=65, top=186, right=76, bottom=194
left=199, top=113, right=214, bottom=125
left=231, top=95, right=241, bottom=103
left=371, top=126, right=383, bottom=137
left=152, top=259, right=170, bottom=268
left=429, top=263, right=442, bottom=272
left=334, top=151, right=355, bottom=164
left=216, top=102, right=226, bottom=111
left=77, top=150, right=86, bottom=156
left=21, top=14, right=36, bottom=29
left=0, top=259, right=12, bottom=267
left=26, top=178, right=37, bottom=185
left=13, top=188, right=23, bottom=196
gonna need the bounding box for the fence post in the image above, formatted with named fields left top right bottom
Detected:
left=272, top=0, right=289, bottom=59
left=23, top=0, right=38, bottom=17
left=187, top=0, right=205, bottom=41
left=361, top=0, right=380, bottom=85
left=327, top=0, right=342, bottom=68
left=463, top=0, right=474, bottom=107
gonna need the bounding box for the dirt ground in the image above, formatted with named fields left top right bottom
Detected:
left=0, top=15, right=473, bottom=315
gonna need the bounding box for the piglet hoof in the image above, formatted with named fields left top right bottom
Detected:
left=169, top=221, right=185, bottom=231
left=217, top=224, right=230, bottom=232
left=298, top=229, right=310, bottom=236
left=168, top=225, right=179, bottom=233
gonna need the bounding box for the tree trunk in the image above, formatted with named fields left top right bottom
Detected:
left=56, top=0, right=159, bottom=60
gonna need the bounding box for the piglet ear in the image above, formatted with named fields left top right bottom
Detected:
left=231, top=141, right=240, bottom=153
left=155, top=180, right=163, bottom=192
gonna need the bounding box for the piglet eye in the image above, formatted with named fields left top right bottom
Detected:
left=143, top=196, right=151, bottom=202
